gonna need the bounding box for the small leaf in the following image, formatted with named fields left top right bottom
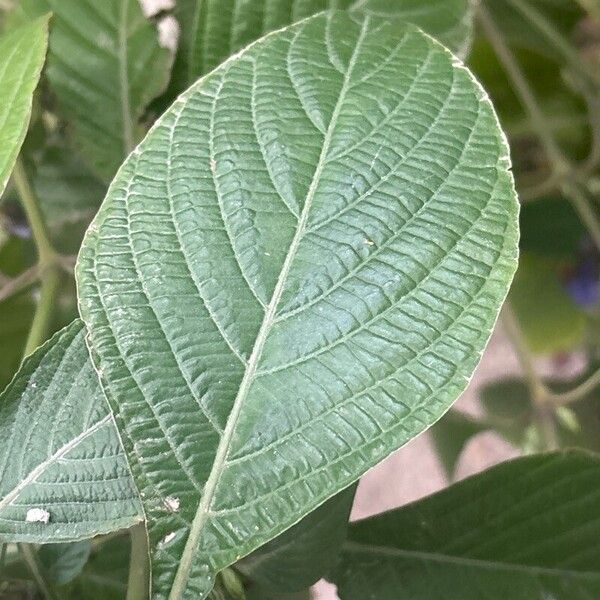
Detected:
left=332, top=451, right=600, bottom=599
left=0, top=15, right=48, bottom=196
left=174, top=0, right=473, bottom=90
left=430, top=410, right=487, bottom=479
left=0, top=321, right=142, bottom=543
left=77, top=11, right=518, bottom=598
left=238, top=485, right=356, bottom=593
left=11, top=0, right=174, bottom=180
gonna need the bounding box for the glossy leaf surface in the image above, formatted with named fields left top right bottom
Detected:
left=333, top=452, right=600, bottom=599
left=77, top=11, right=518, bottom=598
left=0, top=321, right=141, bottom=543
left=0, top=15, right=48, bottom=196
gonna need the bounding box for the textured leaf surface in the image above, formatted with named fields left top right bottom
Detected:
left=333, top=452, right=600, bottom=599
left=174, top=0, right=473, bottom=90
left=77, top=11, right=518, bottom=599
left=0, top=321, right=141, bottom=543
left=11, top=0, right=173, bottom=180
left=0, top=15, right=48, bottom=196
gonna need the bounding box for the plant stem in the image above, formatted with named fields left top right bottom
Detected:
left=563, top=181, right=600, bottom=252
left=17, top=543, right=58, bottom=600
left=547, top=367, right=600, bottom=405
left=478, top=4, right=569, bottom=174
left=23, top=266, right=60, bottom=356
left=126, top=523, right=149, bottom=600
left=12, top=159, right=56, bottom=266
left=0, top=265, right=40, bottom=302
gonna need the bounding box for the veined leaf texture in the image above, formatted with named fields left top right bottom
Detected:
left=77, top=10, right=518, bottom=599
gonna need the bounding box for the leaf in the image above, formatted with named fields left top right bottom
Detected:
left=332, top=451, right=600, bottom=599
left=0, top=15, right=48, bottom=196
left=510, top=253, right=587, bottom=354
left=430, top=410, right=487, bottom=479
left=77, top=11, right=518, bottom=598
left=0, top=320, right=141, bottom=543
left=174, top=0, right=473, bottom=91
left=238, top=485, right=356, bottom=593
left=11, top=0, right=174, bottom=180
left=39, top=541, right=91, bottom=585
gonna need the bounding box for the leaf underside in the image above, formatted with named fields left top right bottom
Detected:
left=333, top=452, right=600, bottom=599
left=0, top=15, right=48, bottom=196
left=0, top=321, right=141, bottom=543
left=77, top=10, right=518, bottom=599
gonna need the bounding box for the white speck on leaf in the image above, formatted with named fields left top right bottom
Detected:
left=159, top=532, right=176, bottom=548
left=364, top=239, right=374, bottom=246
left=26, top=508, right=50, bottom=523
left=164, top=496, right=180, bottom=512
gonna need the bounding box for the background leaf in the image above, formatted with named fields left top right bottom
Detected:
left=10, top=0, right=174, bottom=180
left=333, top=451, right=600, bottom=599
left=39, top=541, right=92, bottom=586
left=172, top=0, right=473, bottom=94
left=0, top=320, right=141, bottom=543
left=0, top=14, right=48, bottom=196
left=77, top=10, right=518, bottom=598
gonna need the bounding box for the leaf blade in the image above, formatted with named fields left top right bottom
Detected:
left=0, top=321, right=141, bottom=543
left=77, top=11, right=518, bottom=598
left=0, top=15, right=48, bottom=196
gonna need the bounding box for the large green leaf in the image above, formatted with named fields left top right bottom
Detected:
left=77, top=11, right=518, bottom=599
left=333, top=451, right=600, bottom=599
left=174, top=0, right=473, bottom=91
left=0, top=320, right=141, bottom=543
left=10, top=0, right=174, bottom=180
left=0, top=15, right=48, bottom=196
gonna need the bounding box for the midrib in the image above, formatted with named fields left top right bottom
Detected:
left=168, top=15, right=371, bottom=599
left=343, top=541, right=600, bottom=580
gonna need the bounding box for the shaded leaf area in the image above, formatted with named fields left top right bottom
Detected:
left=0, top=320, right=141, bottom=543
left=0, top=15, right=48, bottom=195
left=333, top=452, right=600, bottom=599
left=238, top=485, right=356, bottom=593
left=170, top=0, right=473, bottom=96
left=9, top=0, right=173, bottom=180
left=77, top=10, right=518, bottom=598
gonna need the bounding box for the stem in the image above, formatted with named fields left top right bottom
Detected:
left=563, top=181, right=600, bottom=252
left=547, top=367, right=600, bottom=405
left=0, top=265, right=40, bottom=302
left=12, top=159, right=56, bottom=265
left=18, top=543, right=58, bottom=600
left=126, top=524, right=149, bottom=600
left=23, top=266, right=60, bottom=357
left=478, top=4, right=569, bottom=174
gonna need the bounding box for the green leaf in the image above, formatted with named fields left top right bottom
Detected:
left=510, top=253, right=586, bottom=354
left=39, top=541, right=91, bottom=585
left=0, top=15, right=48, bottom=196
left=238, top=485, right=356, bottom=593
left=333, top=451, right=600, bottom=599
left=430, top=410, right=487, bottom=479
left=0, top=320, right=141, bottom=543
left=174, top=0, right=473, bottom=91
left=77, top=11, right=518, bottom=598
left=11, top=0, right=174, bottom=180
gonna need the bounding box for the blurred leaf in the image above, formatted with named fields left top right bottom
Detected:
left=245, top=588, right=311, bottom=600
left=430, top=410, right=487, bottom=479
left=520, top=197, right=586, bottom=259
left=172, top=0, right=473, bottom=93
left=0, top=321, right=142, bottom=543
left=510, top=253, right=587, bottom=353
left=333, top=451, right=600, bottom=599
left=238, top=486, right=356, bottom=593
left=10, top=0, right=174, bottom=180
left=39, top=541, right=91, bottom=586
left=0, top=14, right=48, bottom=196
